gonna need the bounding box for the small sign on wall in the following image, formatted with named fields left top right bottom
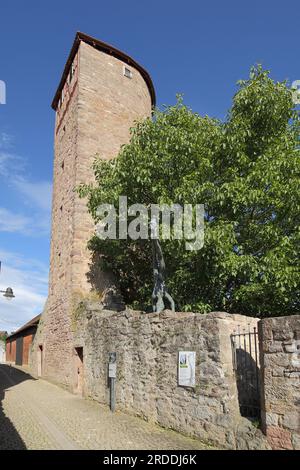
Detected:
left=108, top=352, right=117, bottom=378
left=178, top=351, right=196, bottom=387
left=108, top=362, right=117, bottom=378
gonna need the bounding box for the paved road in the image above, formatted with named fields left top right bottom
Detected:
left=0, top=364, right=211, bottom=450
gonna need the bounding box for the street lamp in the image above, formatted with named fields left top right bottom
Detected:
left=0, top=261, right=15, bottom=301
left=0, top=287, right=15, bottom=300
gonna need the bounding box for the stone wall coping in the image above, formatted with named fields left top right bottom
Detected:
left=260, top=315, right=300, bottom=325
left=81, top=303, right=260, bottom=325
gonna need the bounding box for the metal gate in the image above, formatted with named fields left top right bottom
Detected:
left=231, top=326, right=261, bottom=419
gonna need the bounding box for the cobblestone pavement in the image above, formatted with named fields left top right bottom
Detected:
left=0, top=364, right=213, bottom=450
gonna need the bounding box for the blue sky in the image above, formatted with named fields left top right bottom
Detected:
left=0, top=0, right=299, bottom=332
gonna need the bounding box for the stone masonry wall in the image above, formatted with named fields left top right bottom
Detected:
left=74, top=307, right=268, bottom=449
left=259, top=315, right=300, bottom=450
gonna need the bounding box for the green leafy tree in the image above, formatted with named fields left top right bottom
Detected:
left=78, top=66, right=300, bottom=317
left=0, top=332, right=7, bottom=342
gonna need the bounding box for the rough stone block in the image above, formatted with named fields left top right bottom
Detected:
left=267, top=425, right=293, bottom=450
left=292, top=433, right=300, bottom=450
left=273, top=329, right=294, bottom=342
left=282, top=412, right=300, bottom=431
left=265, top=412, right=279, bottom=426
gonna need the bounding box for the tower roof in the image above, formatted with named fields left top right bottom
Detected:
left=51, top=31, right=156, bottom=110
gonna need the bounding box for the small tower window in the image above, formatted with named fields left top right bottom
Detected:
left=123, top=66, right=133, bottom=79
left=69, top=62, right=75, bottom=83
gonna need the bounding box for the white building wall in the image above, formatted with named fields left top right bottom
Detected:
left=0, top=340, right=6, bottom=362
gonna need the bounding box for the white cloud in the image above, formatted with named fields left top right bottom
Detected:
left=0, top=151, right=52, bottom=212
left=0, top=207, right=31, bottom=233
left=0, top=250, right=48, bottom=333
left=13, top=177, right=52, bottom=212
left=0, top=206, right=50, bottom=236
left=0, top=151, right=26, bottom=178
left=0, top=132, right=14, bottom=149
left=0, top=137, right=52, bottom=236
left=0, top=135, right=50, bottom=332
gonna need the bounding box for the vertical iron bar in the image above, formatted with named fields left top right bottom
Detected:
left=243, top=331, right=248, bottom=416
left=253, top=327, right=259, bottom=415
left=248, top=326, right=253, bottom=362
left=237, top=326, right=242, bottom=414
left=231, top=334, right=236, bottom=370
left=248, top=325, right=253, bottom=412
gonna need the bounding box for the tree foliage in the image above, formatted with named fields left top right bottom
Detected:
left=0, top=332, right=7, bottom=342
left=78, top=66, right=300, bottom=317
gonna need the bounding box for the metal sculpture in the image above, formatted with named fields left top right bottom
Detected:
left=150, top=218, right=175, bottom=313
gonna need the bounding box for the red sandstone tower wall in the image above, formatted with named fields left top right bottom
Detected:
left=31, top=33, right=154, bottom=388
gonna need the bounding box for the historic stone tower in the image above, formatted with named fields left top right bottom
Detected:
left=32, top=32, right=155, bottom=388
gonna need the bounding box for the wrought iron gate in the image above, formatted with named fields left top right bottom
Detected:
left=231, top=326, right=261, bottom=419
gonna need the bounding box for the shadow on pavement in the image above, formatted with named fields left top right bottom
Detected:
left=0, top=364, right=36, bottom=450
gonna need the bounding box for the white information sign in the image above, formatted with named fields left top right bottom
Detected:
left=178, top=351, right=196, bottom=387
left=108, top=363, right=117, bottom=378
